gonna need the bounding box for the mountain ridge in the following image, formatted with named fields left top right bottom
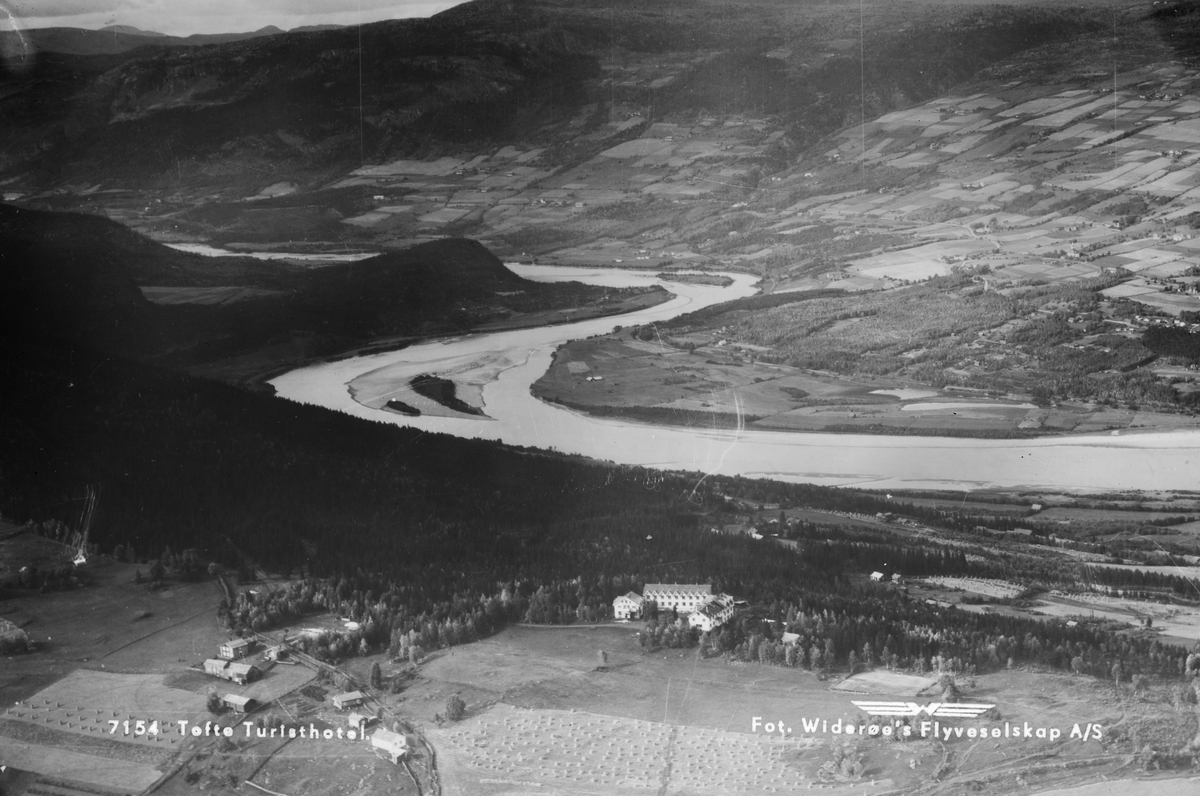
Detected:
left=0, top=0, right=1111, bottom=195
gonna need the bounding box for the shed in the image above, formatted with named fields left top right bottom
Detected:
left=331, top=691, right=366, bottom=710
left=348, top=712, right=375, bottom=730
left=870, top=571, right=884, bottom=582
left=219, top=638, right=253, bottom=660
left=221, top=694, right=256, bottom=713
left=371, top=728, right=408, bottom=763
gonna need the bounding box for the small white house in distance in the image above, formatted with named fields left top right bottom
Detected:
left=781, top=631, right=800, bottom=646
left=613, top=592, right=644, bottom=620
left=331, top=691, right=366, bottom=710
left=870, top=571, right=884, bottom=582
left=371, top=728, right=409, bottom=763
left=686, top=594, right=736, bottom=632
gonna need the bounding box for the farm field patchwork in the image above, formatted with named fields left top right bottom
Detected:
left=428, top=703, right=852, bottom=796
left=0, top=670, right=205, bottom=790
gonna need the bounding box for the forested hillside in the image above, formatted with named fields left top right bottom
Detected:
left=2, top=326, right=1191, bottom=685
left=0, top=205, right=647, bottom=367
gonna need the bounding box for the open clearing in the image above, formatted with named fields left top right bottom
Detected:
left=828, top=671, right=938, bottom=695
left=250, top=737, right=415, bottom=796
left=925, top=577, right=1026, bottom=599
left=140, top=286, right=284, bottom=305
left=1032, top=777, right=1200, bottom=796
left=0, top=738, right=163, bottom=791
left=0, top=557, right=224, bottom=704
left=1031, top=507, right=1200, bottom=523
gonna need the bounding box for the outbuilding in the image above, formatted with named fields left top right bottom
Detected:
left=331, top=691, right=366, bottom=710
left=348, top=712, right=375, bottom=730
left=225, top=662, right=260, bottom=685
left=221, top=694, right=256, bottom=713
left=204, top=658, right=230, bottom=678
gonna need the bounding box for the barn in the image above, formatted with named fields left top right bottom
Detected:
left=221, top=694, right=257, bottom=713
left=331, top=691, right=366, bottom=710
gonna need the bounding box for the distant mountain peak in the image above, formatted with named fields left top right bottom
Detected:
left=288, top=24, right=346, bottom=33
left=99, top=24, right=167, bottom=37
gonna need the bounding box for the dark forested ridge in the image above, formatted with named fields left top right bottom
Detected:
left=0, top=204, right=645, bottom=366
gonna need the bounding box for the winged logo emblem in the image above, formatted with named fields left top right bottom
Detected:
left=851, top=701, right=994, bottom=718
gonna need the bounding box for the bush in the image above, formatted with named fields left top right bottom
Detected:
left=445, top=695, right=466, bottom=721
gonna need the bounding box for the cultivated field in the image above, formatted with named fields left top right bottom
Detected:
left=0, top=558, right=224, bottom=704
left=140, top=286, right=284, bottom=305
left=367, top=625, right=1198, bottom=796
left=0, top=670, right=205, bottom=791
left=828, top=671, right=939, bottom=695
left=925, top=577, right=1026, bottom=599
left=249, top=737, right=416, bottom=796
left=429, top=703, right=858, bottom=796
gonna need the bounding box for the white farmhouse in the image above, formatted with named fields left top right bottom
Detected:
left=686, top=593, right=736, bottom=632
left=371, top=728, right=409, bottom=763
left=612, top=592, right=644, bottom=620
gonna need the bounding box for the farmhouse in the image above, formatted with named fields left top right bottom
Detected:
left=686, top=593, right=736, bottom=632
left=371, top=728, right=409, bottom=763
left=220, top=694, right=257, bottom=713
left=331, top=691, right=366, bottom=710
left=203, top=659, right=262, bottom=685
left=612, top=592, right=644, bottom=620
left=643, top=583, right=712, bottom=614
left=219, top=638, right=253, bottom=660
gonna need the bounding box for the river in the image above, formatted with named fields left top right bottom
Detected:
left=270, top=265, right=1200, bottom=493
left=165, top=242, right=377, bottom=262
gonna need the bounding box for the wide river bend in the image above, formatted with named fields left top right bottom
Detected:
left=271, top=265, right=1200, bottom=493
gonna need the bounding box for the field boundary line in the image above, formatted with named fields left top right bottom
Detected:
left=145, top=749, right=201, bottom=795
left=244, top=781, right=293, bottom=796
left=243, top=736, right=293, bottom=786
